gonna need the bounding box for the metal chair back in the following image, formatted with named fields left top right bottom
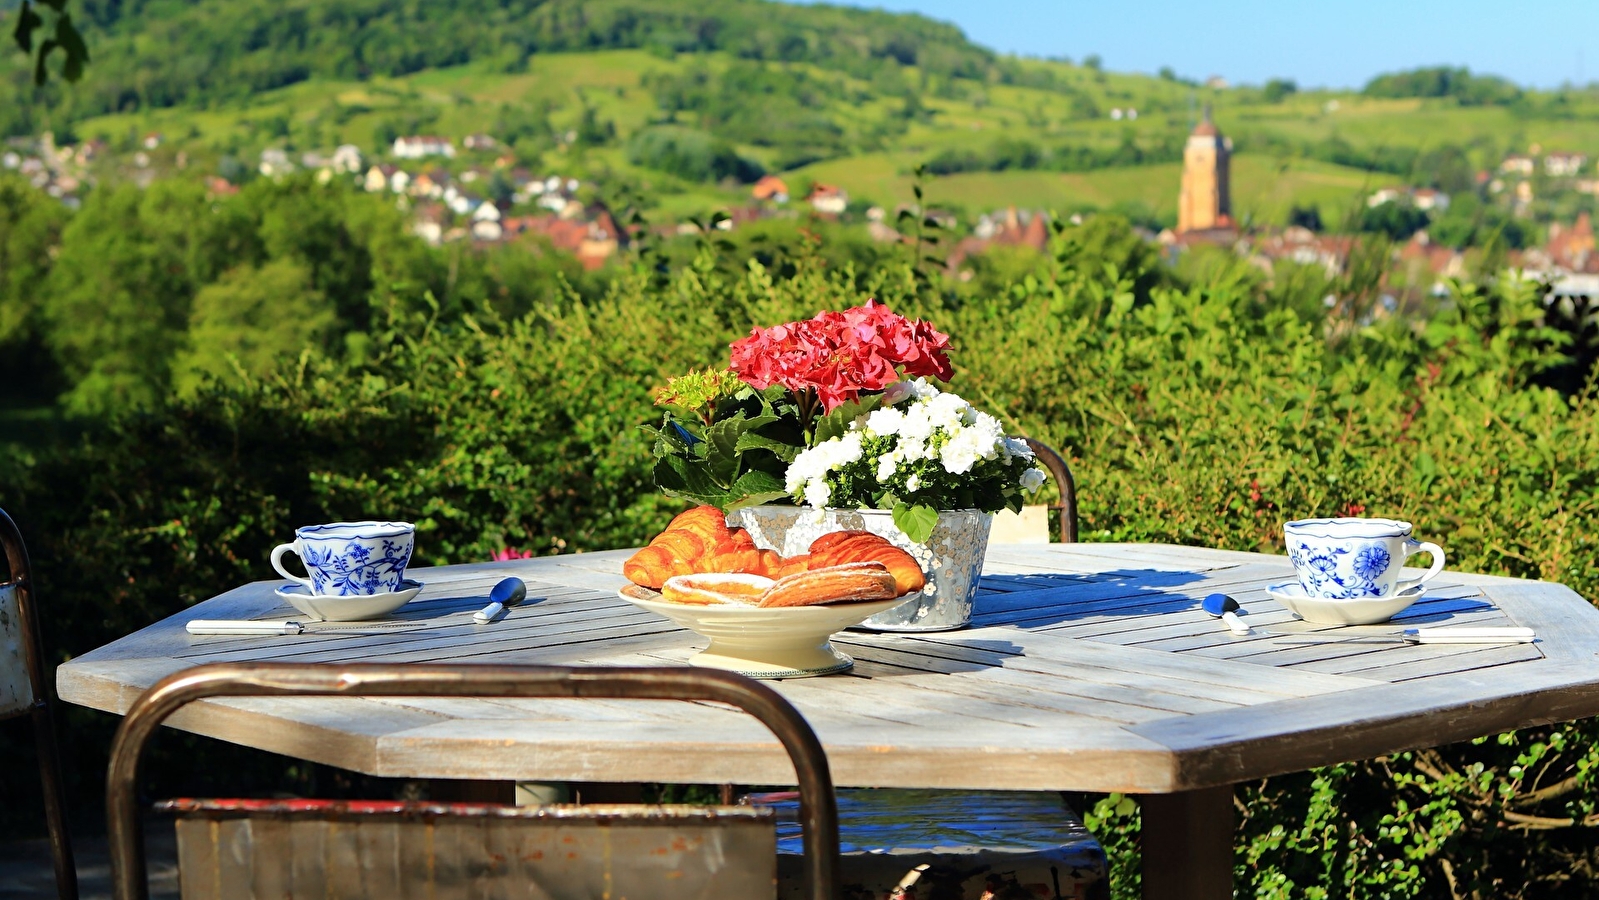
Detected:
left=0, top=507, right=79, bottom=900
left=107, top=662, right=840, bottom=900
left=992, top=439, right=1079, bottom=544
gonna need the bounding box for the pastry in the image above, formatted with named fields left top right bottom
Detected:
left=662, top=572, right=775, bottom=606
left=807, top=531, right=925, bottom=594
left=757, top=562, right=899, bottom=608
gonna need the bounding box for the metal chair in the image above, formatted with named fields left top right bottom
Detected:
left=1024, top=437, right=1080, bottom=543
left=106, top=662, right=840, bottom=900
left=0, top=507, right=79, bottom=900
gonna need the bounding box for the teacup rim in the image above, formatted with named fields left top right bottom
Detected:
left=296, top=521, right=416, bottom=540
left=1284, top=516, right=1412, bottom=539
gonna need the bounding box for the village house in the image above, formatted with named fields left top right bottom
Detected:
left=392, top=135, right=457, bottom=159
left=1500, top=154, right=1536, bottom=176
left=258, top=148, right=294, bottom=177
left=1546, top=213, right=1596, bottom=273
left=330, top=144, right=364, bottom=174
left=411, top=203, right=447, bottom=245
left=1545, top=152, right=1588, bottom=178
left=752, top=174, right=790, bottom=203
left=807, top=183, right=848, bottom=215
left=463, top=134, right=498, bottom=151
left=1412, top=188, right=1449, bottom=212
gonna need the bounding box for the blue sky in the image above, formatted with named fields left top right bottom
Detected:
left=795, top=0, right=1599, bottom=90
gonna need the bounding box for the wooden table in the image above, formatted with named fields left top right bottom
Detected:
left=57, top=543, right=1599, bottom=899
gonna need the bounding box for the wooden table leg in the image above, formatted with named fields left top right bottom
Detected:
left=1139, top=785, right=1234, bottom=900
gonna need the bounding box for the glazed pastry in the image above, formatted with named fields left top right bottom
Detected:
left=757, top=562, right=899, bottom=608
left=662, top=572, right=775, bottom=606
left=807, top=531, right=925, bottom=595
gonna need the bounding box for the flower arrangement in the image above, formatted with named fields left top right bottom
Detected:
left=785, top=378, right=1046, bottom=540
left=646, top=301, right=1046, bottom=541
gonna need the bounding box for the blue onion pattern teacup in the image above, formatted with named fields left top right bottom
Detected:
left=1284, top=517, right=1445, bottom=600
left=270, top=521, right=416, bottom=596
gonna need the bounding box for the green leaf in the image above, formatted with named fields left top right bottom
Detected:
left=654, top=456, right=730, bottom=508
left=725, top=470, right=789, bottom=511
left=812, top=394, right=883, bottom=445
left=13, top=1, right=41, bottom=52
left=734, top=432, right=801, bottom=463
left=892, top=503, right=939, bottom=544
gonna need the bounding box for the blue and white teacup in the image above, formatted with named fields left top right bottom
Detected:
left=1284, top=517, right=1445, bottom=600
left=270, top=521, right=416, bottom=596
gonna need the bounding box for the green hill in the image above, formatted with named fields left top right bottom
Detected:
left=8, top=0, right=1599, bottom=228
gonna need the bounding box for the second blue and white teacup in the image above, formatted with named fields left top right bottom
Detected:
left=1284, top=517, right=1445, bottom=600
left=271, top=521, right=416, bottom=596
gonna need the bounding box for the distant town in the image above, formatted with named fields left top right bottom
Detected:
left=6, top=110, right=1598, bottom=300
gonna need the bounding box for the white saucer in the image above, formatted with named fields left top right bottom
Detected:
left=1265, top=581, right=1425, bottom=626
left=274, top=579, right=423, bottom=622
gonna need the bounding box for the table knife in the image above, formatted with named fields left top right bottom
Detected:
left=186, top=619, right=432, bottom=636
left=1275, top=626, right=1535, bottom=645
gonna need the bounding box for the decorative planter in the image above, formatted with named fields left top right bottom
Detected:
left=730, top=506, right=994, bottom=632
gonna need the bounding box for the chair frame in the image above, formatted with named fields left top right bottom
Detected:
left=0, top=507, right=78, bottom=900
left=107, top=662, right=841, bottom=900
left=1022, top=438, right=1080, bottom=543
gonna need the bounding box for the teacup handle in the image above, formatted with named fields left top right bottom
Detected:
left=1397, top=540, right=1446, bottom=590
left=270, top=541, right=315, bottom=592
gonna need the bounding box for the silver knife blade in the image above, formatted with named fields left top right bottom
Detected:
left=1273, top=626, right=1535, bottom=645
left=187, top=619, right=440, bottom=636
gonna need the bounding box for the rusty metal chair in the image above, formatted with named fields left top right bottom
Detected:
left=990, top=438, right=1080, bottom=545
left=1024, top=437, right=1079, bottom=543
left=107, top=663, right=840, bottom=900
left=1, top=507, right=79, bottom=900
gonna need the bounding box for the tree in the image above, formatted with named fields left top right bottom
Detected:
left=41, top=181, right=213, bottom=415
left=172, top=259, right=335, bottom=396
left=1357, top=200, right=1429, bottom=241
left=1263, top=78, right=1298, bottom=103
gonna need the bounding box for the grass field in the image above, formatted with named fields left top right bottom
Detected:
left=794, top=153, right=1375, bottom=226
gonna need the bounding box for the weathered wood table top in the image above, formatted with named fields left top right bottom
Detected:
left=56, top=543, right=1599, bottom=794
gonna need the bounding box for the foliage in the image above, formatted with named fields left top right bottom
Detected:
left=1358, top=199, right=1429, bottom=241
left=1262, top=78, right=1297, bottom=104
left=1363, top=66, right=1522, bottom=106
left=2, top=176, right=600, bottom=415
left=0, top=0, right=992, bottom=128
left=626, top=125, right=763, bottom=183
left=10, top=0, right=89, bottom=84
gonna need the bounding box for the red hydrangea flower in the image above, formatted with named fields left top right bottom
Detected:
left=729, top=300, right=952, bottom=411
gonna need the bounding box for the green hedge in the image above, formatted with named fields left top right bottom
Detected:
left=9, top=223, right=1599, bottom=897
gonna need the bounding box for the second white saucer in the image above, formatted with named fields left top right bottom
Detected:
left=274, top=579, right=423, bottom=622
left=1265, top=581, right=1425, bottom=626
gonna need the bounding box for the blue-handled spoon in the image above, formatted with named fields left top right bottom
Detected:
left=1201, top=593, right=1251, bottom=635
left=473, top=577, right=528, bottom=624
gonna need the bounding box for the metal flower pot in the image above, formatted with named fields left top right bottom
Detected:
left=730, top=506, right=993, bottom=631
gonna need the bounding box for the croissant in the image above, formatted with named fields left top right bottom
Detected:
left=808, top=531, right=925, bottom=595
left=757, top=562, right=899, bottom=608
left=626, top=510, right=928, bottom=597
left=662, top=572, right=774, bottom=606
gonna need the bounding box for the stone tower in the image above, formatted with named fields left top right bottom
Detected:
left=1177, top=106, right=1232, bottom=233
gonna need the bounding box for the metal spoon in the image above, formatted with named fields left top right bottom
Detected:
left=473, top=577, right=528, bottom=624
left=1201, top=593, right=1251, bottom=635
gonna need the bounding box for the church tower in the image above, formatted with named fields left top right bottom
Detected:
left=1177, top=106, right=1232, bottom=233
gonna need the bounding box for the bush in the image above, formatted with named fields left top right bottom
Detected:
left=626, top=125, right=764, bottom=183
left=8, top=221, right=1599, bottom=897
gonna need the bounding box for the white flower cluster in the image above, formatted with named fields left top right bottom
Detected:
left=785, top=378, right=1049, bottom=508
